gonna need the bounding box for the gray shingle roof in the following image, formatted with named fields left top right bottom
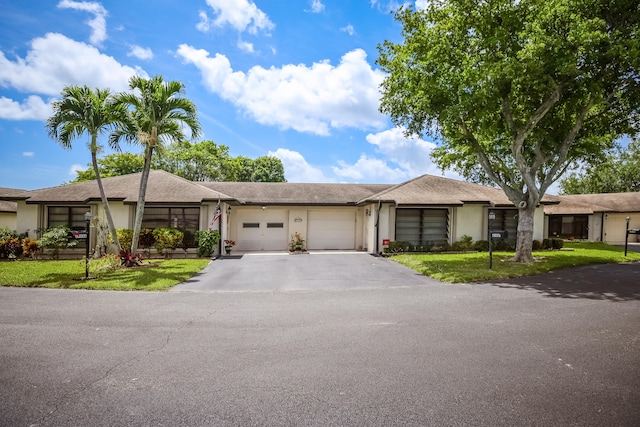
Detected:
left=0, top=188, right=24, bottom=213
left=545, top=192, right=640, bottom=215
left=360, top=174, right=523, bottom=206
left=11, top=170, right=232, bottom=204
left=199, top=182, right=393, bottom=205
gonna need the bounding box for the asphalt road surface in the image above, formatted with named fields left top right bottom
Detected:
left=1, top=256, right=639, bottom=426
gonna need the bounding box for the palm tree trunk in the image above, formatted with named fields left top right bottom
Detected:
left=130, top=145, right=154, bottom=252
left=92, top=149, right=121, bottom=253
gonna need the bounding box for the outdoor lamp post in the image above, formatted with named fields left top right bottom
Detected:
left=488, top=210, right=495, bottom=269
left=84, top=211, right=91, bottom=279
left=625, top=216, right=630, bottom=256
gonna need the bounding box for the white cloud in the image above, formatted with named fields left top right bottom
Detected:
left=331, top=127, right=464, bottom=183
left=269, top=148, right=330, bottom=182
left=333, top=154, right=408, bottom=182
left=69, top=164, right=85, bottom=176
left=127, top=45, right=153, bottom=60
left=23, top=151, right=35, bottom=157
left=0, top=33, right=145, bottom=96
left=197, top=0, right=274, bottom=35
left=57, top=0, right=108, bottom=46
left=309, top=0, right=325, bottom=13
left=414, top=0, right=431, bottom=10
left=0, top=96, right=52, bottom=120
left=365, top=127, right=439, bottom=177
left=341, top=24, right=355, bottom=36
left=237, top=40, right=255, bottom=53
left=177, top=45, right=386, bottom=135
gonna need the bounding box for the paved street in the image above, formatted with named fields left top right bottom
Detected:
left=1, top=258, right=639, bottom=426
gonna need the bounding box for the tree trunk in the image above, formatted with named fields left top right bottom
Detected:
left=512, top=204, right=536, bottom=263
left=92, top=150, right=121, bottom=254
left=130, top=146, right=153, bottom=253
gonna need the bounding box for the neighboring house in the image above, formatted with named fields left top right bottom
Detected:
left=1, top=171, right=552, bottom=256
left=0, top=188, right=23, bottom=230
left=544, top=193, right=640, bottom=244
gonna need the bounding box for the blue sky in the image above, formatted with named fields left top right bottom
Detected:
left=1, top=0, right=457, bottom=190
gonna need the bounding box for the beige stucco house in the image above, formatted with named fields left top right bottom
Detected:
left=544, top=193, right=640, bottom=244
left=2, top=170, right=554, bottom=257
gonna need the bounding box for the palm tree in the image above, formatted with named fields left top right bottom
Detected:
left=46, top=85, right=123, bottom=253
left=110, top=75, right=202, bottom=252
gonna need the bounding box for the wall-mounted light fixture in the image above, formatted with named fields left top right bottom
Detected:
left=262, top=206, right=266, bottom=210
left=365, top=208, right=371, bottom=217
left=226, top=206, right=232, bottom=215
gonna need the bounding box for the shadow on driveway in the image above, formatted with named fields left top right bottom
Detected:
left=480, top=262, right=640, bottom=302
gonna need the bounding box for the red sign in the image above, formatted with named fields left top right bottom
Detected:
left=71, top=231, right=88, bottom=239
left=382, top=239, right=390, bottom=246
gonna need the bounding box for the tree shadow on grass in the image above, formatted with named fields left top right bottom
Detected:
left=480, top=262, right=640, bottom=301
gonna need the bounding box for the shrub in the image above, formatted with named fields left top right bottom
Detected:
left=139, top=228, right=155, bottom=253
left=551, top=238, right=564, bottom=249
left=37, top=226, right=77, bottom=259
left=119, top=250, right=143, bottom=267
left=542, top=238, right=553, bottom=249
left=153, top=227, right=184, bottom=258
left=473, top=240, right=489, bottom=251
left=115, top=228, right=134, bottom=251
left=22, top=238, right=40, bottom=258
left=195, top=230, right=220, bottom=258
left=532, top=240, right=543, bottom=250
left=452, top=235, right=474, bottom=251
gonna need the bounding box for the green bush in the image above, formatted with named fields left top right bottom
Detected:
left=115, top=228, right=134, bottom=251
left=195, top=230, right=220, bottom=257
left=542, top=238, right=553, bottom=249
left=551, top=238, right=564, bottom=249
left=37, top=226, right=77, bottom=259
left=473, top=240, right=489, bottom=251
left=153, top=227, right=184, bottom=258
left=451, top=235, right=474, bottom=251
left=532, top=239, right=543, bottom=250
left=139, top=228, right=155, bottom=251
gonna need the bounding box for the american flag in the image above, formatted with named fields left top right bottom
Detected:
left=210, top=203, right=221, bottom=229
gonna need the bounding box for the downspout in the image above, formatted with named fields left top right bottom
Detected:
left=600, top=212, right=605, bottom=242
left=374, top=198, right=381, bottom=254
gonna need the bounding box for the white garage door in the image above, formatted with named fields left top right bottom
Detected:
left=604, top=214, right=630, bottom=244
left=308, top=210, right=356, bottom=250
left=236, top=209, right=288, bottom=251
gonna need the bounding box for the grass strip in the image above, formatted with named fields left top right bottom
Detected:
left=391, top=242, right=640, bottom=283
left=0, top=258, right=210, bottom=291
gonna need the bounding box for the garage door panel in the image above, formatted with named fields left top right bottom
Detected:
left=237, top=210, right=288, bottom=251
left=308, top=210, right=355, bottom=250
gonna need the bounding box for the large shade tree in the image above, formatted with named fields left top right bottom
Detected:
left=46, top=85, right=123, bottom=252
left=110, top=75, right=201, bottom=252
left=560, top=139, right=640, bottom=194
left=378, top=0, right=640, bottom=262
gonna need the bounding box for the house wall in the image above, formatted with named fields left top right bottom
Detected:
left=453, top=204, right=483, bottom=242
left=0, top=212, right=16, bottom=230
left=16, top=202, right=39, bottom=238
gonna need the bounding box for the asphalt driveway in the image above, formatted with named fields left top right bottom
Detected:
left=173, top=252, right=439, bottom=292
left=1, top=261, right=639, bottom=426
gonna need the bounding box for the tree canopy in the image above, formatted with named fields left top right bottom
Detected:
left=46, top=85, right=124, bottom=252
left=377, top=0, right=640, bottom=262
left=560, top=139, right=640, bottom=194
left=71, top=141, right=286, bottom=183
left=110, top=75, right=202, bottom=253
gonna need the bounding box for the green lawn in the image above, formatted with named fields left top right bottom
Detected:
left=0, top=258, right=210, bottom=291
left=391, top=242, right=640, bottom=283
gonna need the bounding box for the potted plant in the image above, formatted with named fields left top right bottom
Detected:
left=288, top=232, right=306, bottom=253
left=224, top=239, right=236, bottom=255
